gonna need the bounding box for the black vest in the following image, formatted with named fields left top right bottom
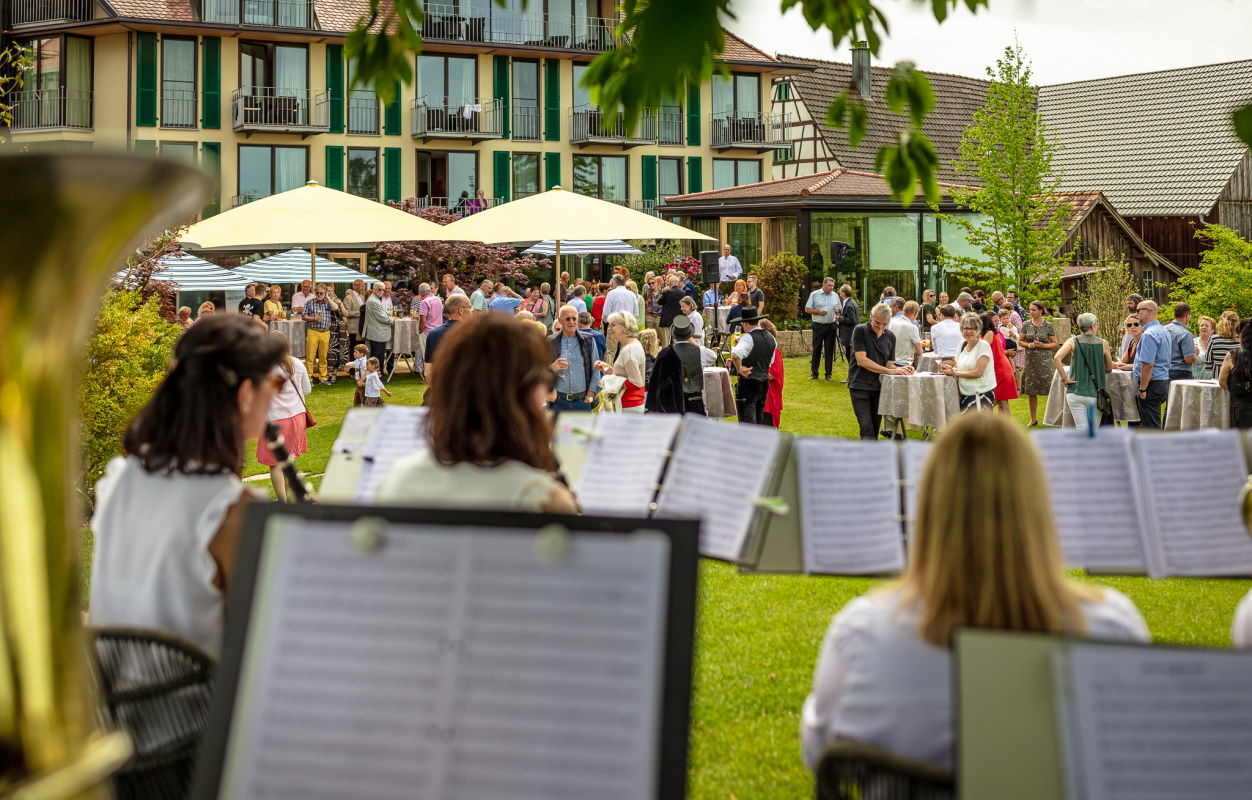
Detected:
left=742, top=328, right=776, bottom=380
left=674, top=342, right=704, bottom=394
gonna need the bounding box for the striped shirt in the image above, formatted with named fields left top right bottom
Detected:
left=1207, top=336, right=1239, bottom=372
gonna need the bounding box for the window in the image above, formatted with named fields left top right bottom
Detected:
left=712, top=73, right=760, bottom=116
left=160, top=141, right=197, bottom=163
left=1141, top=270, right=1155, bottom=301
left=348, top=148, right=379, bottom=200
left=237, top=145, right=307, bottom=203
left=416, top=150, right=478, bottom=204
left=512, top=59, right=540, bottom=141
left=572, top=155, right=626, bottom=201
left=572, top=62, right=592, bottom=108
left=659, top=157, right=682, bottom=199
left=513, top=152, right=540, bottom=198
left=15, top=35, right=92, bottom=129
left=346, top=58, right=379, bottom=135
left=658, top=98, right=682, bottom=145
left=419, top=54, right=477, bottom=111
left=161, top=38, right=196, bottom=129
left=203, top=0, right=310, bottom=27
left=712, top=158, right=761, bottom=189
left=774, top=80, right=790, bottom=101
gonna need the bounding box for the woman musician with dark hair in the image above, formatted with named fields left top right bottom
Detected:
left=89, top=314, right=287, bottom=657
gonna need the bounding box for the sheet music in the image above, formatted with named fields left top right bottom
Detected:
left=653, top=416, right=782, bottom=561
left=901, top=440, right=932, bottom=540
left=575, top=414, right=681, bottom=516
left=219, top=519, right=671, bottom=800
left=332, top=407, right=381, bottom=454
left=794, top=438, right=904, bottom=574
left=354, top=405, right=429, bottom=503
left=1132, top=430, right=1252, bottom=577
left=1032, top=429, right=1147, bottom=572
left=1056, top=643, right=1252, bottom=800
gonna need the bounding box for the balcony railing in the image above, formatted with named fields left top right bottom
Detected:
left=348, top=92, right=379, bottom=135
left=574, top=196, right=661, bottom=216
left=10, top=88, right=92, bottom=130
left=420, top=3, right=621, bottom=50
left=200, top=0, right=316, bottom=27
left=9, top=0, right=93, bottom=26
left=412, top=96, right=502, bottom=141
left=161, top=88, right=198, bottom=129
left=233, top=194, right=260, bottom=207
left=657, top=110, right=683, bottom=146
left=512, top=105, right=541, bottom=141
left=569, top=105, right=656, bottom=148
left=232, top=88, right=329, bottom=134
left=413, top=196, right=504, bottom=216
left=710, top=111, right=791, bottom=151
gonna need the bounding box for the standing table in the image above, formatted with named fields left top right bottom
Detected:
left=1043, top=370, right=1140, bottom=427
left=702, top=367, right=737, bottom=418
left=387, top=318, right=423, bottom=382
left=878, top=373, right=961, bottom=436
left=268, top=319, right=306, bottom=359
left=1165, top=379, right=1229, bottom=430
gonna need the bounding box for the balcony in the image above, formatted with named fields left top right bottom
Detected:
left=10, top=89, right=92, bottom=130
left=9, top=0, right=93, bottom=26
left=420, top=3, right=621, bottom=50
left=347, top=92, right=379, bottom=135
left=199, top=0, right=316, bottom=27
left=710, top=111, right=791, bottom=152
left=413, top=196, right=503, bottom=216
left=161, top=88, right=198, bottom=129
left=232, top=88, right=329, bottom=135
left=512, top=105, right=541, bottom=142
left=412, top=97, right=502, bottom=141
left=657, top=110, right=683, bottom=146
left=233, top=194, right=260, bottom=207
left=569, top=105, right=656, bottom=149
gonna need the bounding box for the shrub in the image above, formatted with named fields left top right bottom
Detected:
left=664, top=255, right=702, bottom=284
left=1072, top=256, right=1139, bottom=347
left=756, top=251, right=808, bottom=323
left=617, top=240, right=685, bottom=287
left=80, top=289, right=181, bottom=507
left=1168, top=223, right=1252, bottom=320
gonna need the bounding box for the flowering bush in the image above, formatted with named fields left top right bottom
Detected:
left=663, top=255, right=702, bottom=283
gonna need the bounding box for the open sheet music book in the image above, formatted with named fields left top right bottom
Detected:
left=352, top=406, right=429, bottom=504
left=575, top=414, right=682, bottom=517
left=193, top=506, right=699, bottom=800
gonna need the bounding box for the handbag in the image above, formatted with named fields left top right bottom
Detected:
left=290, top=377, right=317, bottom=428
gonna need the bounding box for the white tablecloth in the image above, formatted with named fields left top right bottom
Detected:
left=1044, top=370, right=1140, bottom=426
left=268, top=319, right=305, bottom=358
left=389, top=318, right=421, bottom=353
left=878, top=373, right=961, bottom=430
left=704, top=306, right=733, bottom=334
left=1165, top=379, right=1230, bottom=430
left=915, top=352, right=943, bottom=374
left=703, top=367, right=736, bottom=418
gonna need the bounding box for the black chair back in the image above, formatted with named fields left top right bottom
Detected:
left=816, top=739, right=954, bottom=800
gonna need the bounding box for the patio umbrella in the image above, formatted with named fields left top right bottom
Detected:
left=233, top=249, right=373, bottom=284
left=522, top=239, right=643, bottom=256
left=180, top=181, right=475, bottom=283
left=442, top=186, right=714, bottom=301
left=117, top=251, right=253, bottom=292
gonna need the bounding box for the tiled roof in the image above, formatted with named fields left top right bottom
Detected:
left=1038, top=60, right=1252, bottom=217
left=777, top=54, right=991, bottom=184
left=1043, top=190, right=1181, bottom=275
left=665, top=167, right=967, bottom=202
left=723, top=31, right=778, bottom=65
left=104, top=0, right=194, bottom=21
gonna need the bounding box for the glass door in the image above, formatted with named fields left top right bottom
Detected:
left=720, top=218, right=766, bottom=273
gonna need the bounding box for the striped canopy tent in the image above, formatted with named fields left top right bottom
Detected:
left=232, top=249, right=373, bottom=284
left=522, top=240, right=643, bottom=256
left=117, top=252, right=253, bottom=291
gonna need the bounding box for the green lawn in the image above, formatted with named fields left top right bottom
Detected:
left=89, top=356, right=1252, bottom=800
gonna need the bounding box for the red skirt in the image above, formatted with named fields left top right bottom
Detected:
left=256, top=414, right=308, bottom=466
left=992, top=334, right=1020, bottom=401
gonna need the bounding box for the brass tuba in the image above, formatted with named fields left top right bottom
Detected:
left=0, top=152, right=210, bottom=797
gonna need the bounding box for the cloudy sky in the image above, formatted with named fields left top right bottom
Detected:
left=723, top=0, right=1252, bottom=85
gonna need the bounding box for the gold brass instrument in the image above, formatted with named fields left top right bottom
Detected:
left=0, top=153, right=210, bottom=797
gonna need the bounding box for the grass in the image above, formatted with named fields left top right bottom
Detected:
left=85, top=355, right=1252, bottom=799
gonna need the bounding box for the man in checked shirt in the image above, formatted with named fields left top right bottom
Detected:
left=301, top=283, right=334, bottom=385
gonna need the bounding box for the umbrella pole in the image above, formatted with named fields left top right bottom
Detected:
left=310, top=244, right=318, bottom=285
left=555, top=240, right=562, bottom=304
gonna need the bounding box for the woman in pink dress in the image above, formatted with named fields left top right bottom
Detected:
left=983, top=312, right=1018, bottom=414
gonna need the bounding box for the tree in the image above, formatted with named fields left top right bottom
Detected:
left=345, top=0, right=989, bottom=206
left=941, top=42, right=1071, bottom=304
left=373, top=200, right=551, bottom=287
left=1168, top=223, right=1252, bottom=320
left=617, top=240, right=685, bottom=287
left=1072, top=255, right=1139, bottom=348
left=113, top=229, right=184, bottom=322
left=0, top=43, right=33, bottom=130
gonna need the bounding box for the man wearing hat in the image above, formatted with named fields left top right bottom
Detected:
left=729, top=307, right=777, bottom=425
left=646, top=316, right=716, bottom=415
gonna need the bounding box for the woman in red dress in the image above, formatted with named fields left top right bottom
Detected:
left=761, top=319, right=785, bottom=428
left=982, top=311, right=1018, bottom=414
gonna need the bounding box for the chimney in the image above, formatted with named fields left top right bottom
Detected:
left=851, top=41, right=871, bottom=100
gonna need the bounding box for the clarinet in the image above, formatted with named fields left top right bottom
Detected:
left=264, top=421, right=314, bottom=503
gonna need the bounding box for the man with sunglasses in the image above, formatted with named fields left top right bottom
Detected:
left=301, top=284, right=334, bottom=386
left=1132, top=300, right=1171, bottom=428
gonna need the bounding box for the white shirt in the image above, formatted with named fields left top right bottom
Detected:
left=377, top=449, right=562, bottom=511
left=603, top=285, right=638, bottom=321
left=955, top=338, right=997, bottom=395
left=889, top=316, right=921, bottom=363
left=364, top=371, right=385, bottom=398
left=930, top=318, right=963, bottom=358
left=718, top=254, right=742, bottom=282
left=90, top=456, right=249, bottom=656
left=381, top=295, right=394, bottom=312
left=801, top=588, right=1149, bottom=772
left=1234, top=589, right=1252, bottom=648
left=687, top=310, right=705, bottom=345
left=348, top=356, right=367, bottom=375
left=269, top=359, right=311, bottom=420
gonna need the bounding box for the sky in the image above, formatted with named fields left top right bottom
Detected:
left=723, top=0, right=1252, bottom=85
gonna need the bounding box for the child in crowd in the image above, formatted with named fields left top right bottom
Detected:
left=359, top=357, right=391, bottom=407
left=347, top=344, right=369, bottom=406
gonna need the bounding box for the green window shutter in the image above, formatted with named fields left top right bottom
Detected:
left=384, top=81, right=401, bottom=134
left=383, top=147, right=402, bottom=203
left=136, top=32, right=157, bottom=127
left=543, top=59, right=560, bottom=142
left=641, top=155, right=657, bottom=203
left=493, top=150, right=511, bottom=202
left=201, top=141, right=221, bottom=216
left=132, top=139, right=156, bottom=155
left=686, top=81, right=700, bottom=146
left=325, top=145, right=344, bottom=190
left=544, top=152, right=560, bottom=190
left=326, top=44, right=344, bottom=134
left=493, top=55, right=510, bottom=139
left=687, top=156, right=702, bottom=193
left=201, top=37, right=220, bottom=129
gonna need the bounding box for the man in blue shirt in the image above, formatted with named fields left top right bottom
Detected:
left=1164, top=301, right=1197, bottom=381
left=803, top=277, right=840, bottom=380
left=548, top=304, right=601, bottom=412
left=1133, top=299, right=1172, bottom=428
left=578, top=311, right=607, bottom=359
left=487, top=282, right=523, bottom=314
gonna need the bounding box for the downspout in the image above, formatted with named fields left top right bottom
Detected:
left=126, top=30, right=133, bottom=148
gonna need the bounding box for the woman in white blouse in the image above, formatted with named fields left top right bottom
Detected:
left=679, top=295, right=705, bottom=346
left=800, top=413, right=1149, bottom=772
left=939, top=312, right=997, bottom=410
left=595, top=311, right=647, bottom=412
left=90, top=315, right=287, bottom=656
